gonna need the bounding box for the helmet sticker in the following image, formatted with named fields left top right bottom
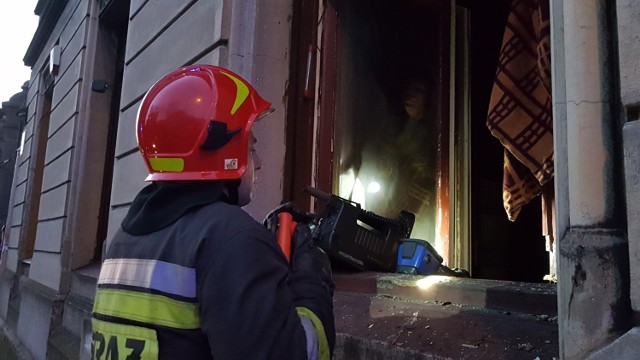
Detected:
left=224, top=159, right=239, bottom=170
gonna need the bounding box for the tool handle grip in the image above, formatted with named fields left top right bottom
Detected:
left=303, top=186, right=332, bottom=202
left=277, top=212, right=296, bottom=263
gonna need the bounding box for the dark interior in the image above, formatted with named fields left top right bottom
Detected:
left=462, top=0, right=549, bottom=282
left=318, top=0, right=550, bottom=282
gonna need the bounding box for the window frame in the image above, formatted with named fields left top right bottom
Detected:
left=312, top=0, right=454, bottom=262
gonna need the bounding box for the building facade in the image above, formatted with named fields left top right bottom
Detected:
left=0, top=86, right=27, bottom=235
left=0, top=0, right=638, bottom=359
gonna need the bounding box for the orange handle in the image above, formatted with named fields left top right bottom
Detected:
left=277, top=212, right=297, bottom=262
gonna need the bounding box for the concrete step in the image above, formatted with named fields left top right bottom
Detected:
left=334, top=272, right=557, bottom=316
left=333, top=273, right=558, bottom=360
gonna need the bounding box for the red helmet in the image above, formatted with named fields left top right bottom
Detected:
left=136, top=65, right=272, bottom=181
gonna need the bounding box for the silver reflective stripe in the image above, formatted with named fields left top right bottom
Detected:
left=299, top=315, right=319, bottom=360
left=99, top=258, right=196, bottom=298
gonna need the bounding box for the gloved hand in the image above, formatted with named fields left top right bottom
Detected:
left=291, top=222, right=333, bottom=295
left=289, top=222, right=336, bottom=354
left=263, top=202, right=317, bottom=262
left=263, top=202, right=316, bottom=234
left=263, top=202, right=335, bottom=353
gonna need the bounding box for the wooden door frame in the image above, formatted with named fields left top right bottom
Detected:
left=284, top=0, right=320, bottom=210
left=315, top=2, right=337, bottom=198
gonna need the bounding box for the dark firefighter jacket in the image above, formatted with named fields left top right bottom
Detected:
left=91, top=181, right=332, bottom=360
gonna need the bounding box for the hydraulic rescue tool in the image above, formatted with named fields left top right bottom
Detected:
left=303, top=186, right=415, bottom=272
left=267, top=187, right=468, bottom=276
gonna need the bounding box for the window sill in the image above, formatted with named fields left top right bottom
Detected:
left=69, top=262, right=102, bottom=302
left=332, top=272, right=558, bottom=359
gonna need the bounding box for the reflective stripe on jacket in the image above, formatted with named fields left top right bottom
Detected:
left=91, top=200, right=327, bottom=360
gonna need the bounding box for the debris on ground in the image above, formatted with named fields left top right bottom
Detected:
left=517, top=342, right=535, bottom=351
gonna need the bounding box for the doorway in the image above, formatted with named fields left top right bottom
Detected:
left=290, top=0, right=549, bottom=282
left=462, top=0, right=549, bottom=282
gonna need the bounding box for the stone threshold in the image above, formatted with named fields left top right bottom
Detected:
left=334, top=272, right=557, bottom=316
left=332, top=272, right=559, bottom=360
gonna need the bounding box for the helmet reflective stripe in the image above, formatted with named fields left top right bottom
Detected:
left=220, top=71, right=250, bottom=115
left=94, top=288, right=200, bottom=329
left=98, top=258, right=196, bottom=298
left=148, top=158, right=185, bottom=173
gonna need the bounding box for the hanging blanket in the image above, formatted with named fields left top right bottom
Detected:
left=486, top=0, right=553, bottom=221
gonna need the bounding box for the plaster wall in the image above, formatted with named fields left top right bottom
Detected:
left=618, top=0, right=640, bottom=313
left=588, top=327, right=640, bottom=360
left=0, top=94, right=26, bottom=323
left=228, top=0, right=292, bottom=221
left=11, top=0, right=111, bottom=356
left=550, top=0, right=568, bottom=261
left=29, top=0, right=91, bottom=291
left=553, top=0, right=630, bottom=359
left=623, top=121, right=640, bottom=312
left=616, top=0, right=640, bottom=108
left=16, top=284, right=54, bottom=359
left=564, top=0, right=615, bottom=227
left=2, top=74, right=39, bottom=276
left=119, top=0, right=226, bottom=107
left=0, top=278, right=10, bottom=323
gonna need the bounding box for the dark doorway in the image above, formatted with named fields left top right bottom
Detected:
left=463, top=0, right=549, bottom=282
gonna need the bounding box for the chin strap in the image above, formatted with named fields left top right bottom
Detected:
left=225, top=179, right=241, bottom=205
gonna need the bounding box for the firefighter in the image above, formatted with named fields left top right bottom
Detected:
left=91, top=65, right=335, bottom=360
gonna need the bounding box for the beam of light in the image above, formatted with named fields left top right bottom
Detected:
left=338, top=168, right=366, bottom=208
left=416, top=275, right=448, bottom=289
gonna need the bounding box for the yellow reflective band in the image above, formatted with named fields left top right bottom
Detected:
left=92, top=319, right=159, bottom=360
left=220, top=71, right=249, bottom=115
left=148, top=158, right=184, bottom=172
left=94, top=288, right=200, bottom=329
left=296, top=306, right=330, bottom=360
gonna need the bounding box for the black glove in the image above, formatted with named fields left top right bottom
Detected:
left=291, top=223, right=333, bottom=295
left=263, top=202, right=316, bottom=234
left=289, top=222, right=336, bottom=355
left=263, top=202, right=335, bottom=353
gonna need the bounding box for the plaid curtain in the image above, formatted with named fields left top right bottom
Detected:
left=486, top=0, right=553, bottom=221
